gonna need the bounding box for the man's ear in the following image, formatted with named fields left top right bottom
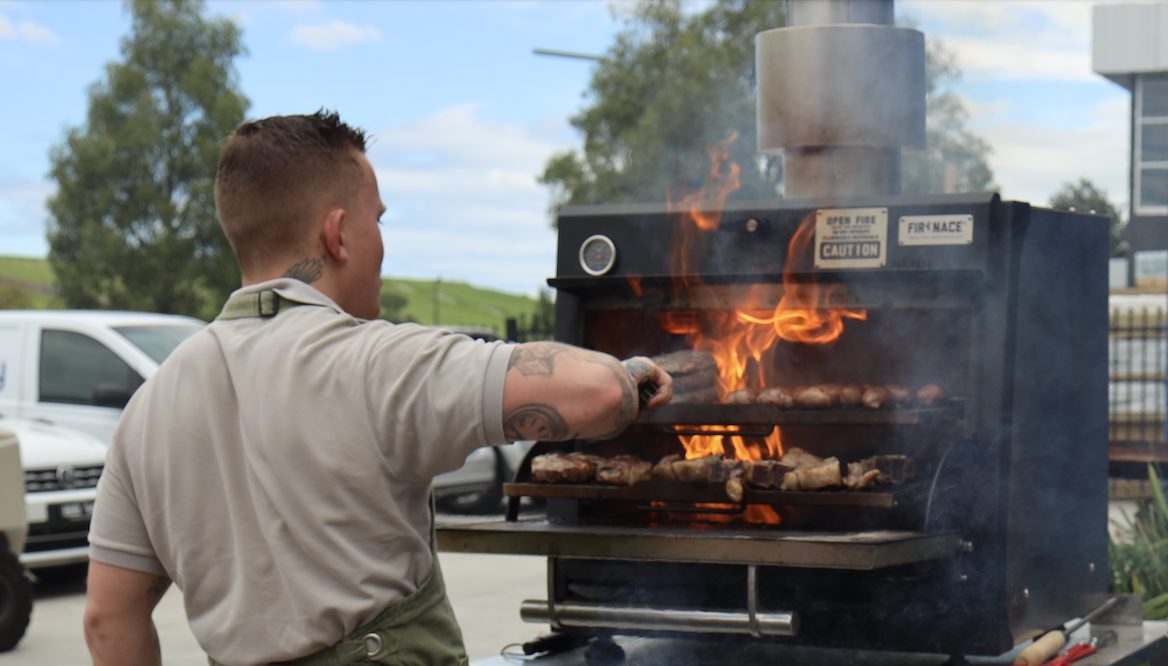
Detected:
left=321, top=208, right=348, bottom=264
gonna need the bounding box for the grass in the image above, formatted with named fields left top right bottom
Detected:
left=0, top=255, right=538, bottom=333
left=1110, top=465, right=1168, bottom=619
left=382, top=277, right=540, bottom=334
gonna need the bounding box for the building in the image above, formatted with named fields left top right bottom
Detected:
left=1093, top=2, right=1168, bottom=289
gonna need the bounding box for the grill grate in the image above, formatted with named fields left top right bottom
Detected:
left=24, top=465, right=103, bottom=492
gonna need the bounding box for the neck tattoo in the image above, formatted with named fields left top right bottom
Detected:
left=283, top=258, right=324, bottom=284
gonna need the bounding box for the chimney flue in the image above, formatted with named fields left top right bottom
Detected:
left=758, top=0, right=925, bottom=199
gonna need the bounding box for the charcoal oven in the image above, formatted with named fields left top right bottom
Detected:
left=438, top=0, right=1112, bottom=660
left=439, top=192, right=1111, bottom=658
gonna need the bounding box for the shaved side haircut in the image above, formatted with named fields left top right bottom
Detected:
left=215, top=110, right=370, bottom=271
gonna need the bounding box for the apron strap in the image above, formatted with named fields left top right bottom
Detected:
left=217, top=290, right=305, bottom=320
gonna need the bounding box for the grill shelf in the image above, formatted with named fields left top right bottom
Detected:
left=635, top=402, right=963, bottom=427
left=436, top=519, right=962, bottom=569
left=504, top=481, right=917, bottom=509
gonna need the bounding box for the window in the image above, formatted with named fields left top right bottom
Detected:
left=39, top=330, right=143, bottom=405
left=114, top=324, right=202, bottom=364
left=1136, top=74, right=1168, bottom=215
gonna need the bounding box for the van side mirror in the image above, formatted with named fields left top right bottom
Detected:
left=93, top=383, right=136, bottom=409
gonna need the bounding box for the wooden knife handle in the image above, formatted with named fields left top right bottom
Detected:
left=1014, top=630, right=1067, bottom=665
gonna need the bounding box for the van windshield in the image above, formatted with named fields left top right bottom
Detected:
left=113, top=324, right=204, bottom=364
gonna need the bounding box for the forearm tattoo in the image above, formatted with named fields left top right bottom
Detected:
left=508, top=344, right=562, bottom=377
left=504, top=404, right=570, bottom=441
left=588, top=358, right=640, bottom=441
left=284, top=257, right=324, bottom=284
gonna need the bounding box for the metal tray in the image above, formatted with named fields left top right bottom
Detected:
left=503, top=481, right=915, bottom=509
left=437, top=519, right=962, bottom=569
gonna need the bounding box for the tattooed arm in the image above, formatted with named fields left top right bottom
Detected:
left=501, top=342, right=672, bottom=442
left=84, top=561, right=170, bottom=666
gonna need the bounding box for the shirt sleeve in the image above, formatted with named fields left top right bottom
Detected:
left=88, top=456, right=166, bottom=576
left=365, top=323, right=515, bottom=482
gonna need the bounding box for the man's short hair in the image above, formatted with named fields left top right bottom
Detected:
left=215, top=110, right=369, bottom=270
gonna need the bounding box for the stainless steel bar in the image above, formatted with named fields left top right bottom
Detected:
left=519, top=600, right=799, bottom=638
left=747, top=565, right=762, bottom=639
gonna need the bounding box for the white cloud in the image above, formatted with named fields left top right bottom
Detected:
left=368, top=105, right=568, bottom=295
left=290, top=20, right=380, bottom=51
left=0, top=12, right=59, bottom=45
left=900, top=0, right=1112, bottom=82
left=945, top=35, right=1094, bottom=82
left=978, top=97, right=1129, bottom=209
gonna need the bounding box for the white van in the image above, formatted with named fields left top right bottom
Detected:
left=1, top=416, right=106, bottom=568
left=0, top=311, right=205, bottom=443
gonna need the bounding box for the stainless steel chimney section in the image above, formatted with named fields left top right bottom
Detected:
left=757, top=0, right=925, bottom=198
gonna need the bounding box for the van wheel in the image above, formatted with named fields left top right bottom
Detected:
left=0, top=546, right=32, bottom=652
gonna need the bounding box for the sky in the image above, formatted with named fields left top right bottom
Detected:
left=0, top=0, right=1137, bottom=296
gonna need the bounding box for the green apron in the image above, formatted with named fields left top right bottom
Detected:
left=208, top=289, right=469, bottom=666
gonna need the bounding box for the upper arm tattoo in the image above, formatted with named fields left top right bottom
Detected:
left=284, top=257, right=324, bottom=284
left=508, top=344, right=563, bottom=377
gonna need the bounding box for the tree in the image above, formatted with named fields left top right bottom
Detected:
left=901, top=35, right=995, bottom=195
left=540, top=0, right=994, bottom=216
left=1048, top=178, right=1128, bottom=257
left=46, top=0, right=249, bottom=319
left=379, top=289, right=411, bottom=322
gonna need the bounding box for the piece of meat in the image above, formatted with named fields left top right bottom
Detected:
left=650, top=350, right=718, bottom=376
left=916, top=383, right=945, bottom=406
left=757, top=387, right=795, bottom=408
left=721, top=388, right=756, bottom=405
left=595, top=455, right=652, bottom=486
left=780, top=447, right=824, bottom=469
left=724, top=466, right=746, bottom=502
left=652, top=454, right=728, bottom=482
left=861, top=385, right=890, bottom=410
left=885, top=384, right=911, bottom=406
left=531, top=452, right=603, bottom=484
left=870, top=454, right=916, bottom=484
left=838, top=384, right=863, bottom=408
left=672, top=366, right=719, bottom=393
left=793, top=385, right=833, bottom=409
left=780, top=458, right=843, bottom=491
left=671, top=386, right=722, bottom=405
left=844, top=455, right=916, bottom=487
left=743, top=459, right=792, bottom=488
left=820, top=383, right=844, bottom=402
left=844, top=462, right=882, bottom=489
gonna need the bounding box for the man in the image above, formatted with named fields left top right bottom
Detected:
left=83, top=110, right=672, bottom=665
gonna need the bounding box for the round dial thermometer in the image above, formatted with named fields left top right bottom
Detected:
left=579, top=234, right=617, bottom=276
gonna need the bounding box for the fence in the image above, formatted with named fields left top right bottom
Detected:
left=1109, top=303, right=1167, bottom=498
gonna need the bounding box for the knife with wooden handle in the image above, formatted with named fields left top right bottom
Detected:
left=1013, top=597, right=1117, bottom=665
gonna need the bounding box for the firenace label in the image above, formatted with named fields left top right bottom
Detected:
left=814, top=207, right=888, bottom=269
left=898, top=214, right=974, bottom=246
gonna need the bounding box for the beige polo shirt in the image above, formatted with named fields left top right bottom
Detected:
left=88, top=279, right=514, bottom=665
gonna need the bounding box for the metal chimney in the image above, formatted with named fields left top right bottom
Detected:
left=756, top=0, right=925, bottom=199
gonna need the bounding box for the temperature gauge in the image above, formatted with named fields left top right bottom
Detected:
left=579, top=234, right=617, bottom=276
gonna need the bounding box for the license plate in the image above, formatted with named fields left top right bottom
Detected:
left=59, top=500, right=95, bottom=521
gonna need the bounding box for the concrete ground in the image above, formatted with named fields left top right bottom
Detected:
left=3, top=516, right=548, bottom=665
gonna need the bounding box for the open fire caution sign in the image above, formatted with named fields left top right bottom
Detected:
left=814, top=207, right=888, bottom=269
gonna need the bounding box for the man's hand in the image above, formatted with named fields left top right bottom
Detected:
left=621, top=356, right=673, bottom=410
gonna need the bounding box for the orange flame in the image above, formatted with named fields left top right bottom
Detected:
left=741, top=214, right=868, bottom=344
left=676, top=426, right=783, bottom=461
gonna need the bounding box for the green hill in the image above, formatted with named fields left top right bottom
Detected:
left=0, top=255, right=538, bottom=334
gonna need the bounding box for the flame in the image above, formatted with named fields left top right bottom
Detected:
left=677, top=426, right=783, bottom=461
left=743, top=214, right=868, bottom=344
left=657, top=135, right=869, bottom=526
left=627, top=276, right=643, bottom=298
